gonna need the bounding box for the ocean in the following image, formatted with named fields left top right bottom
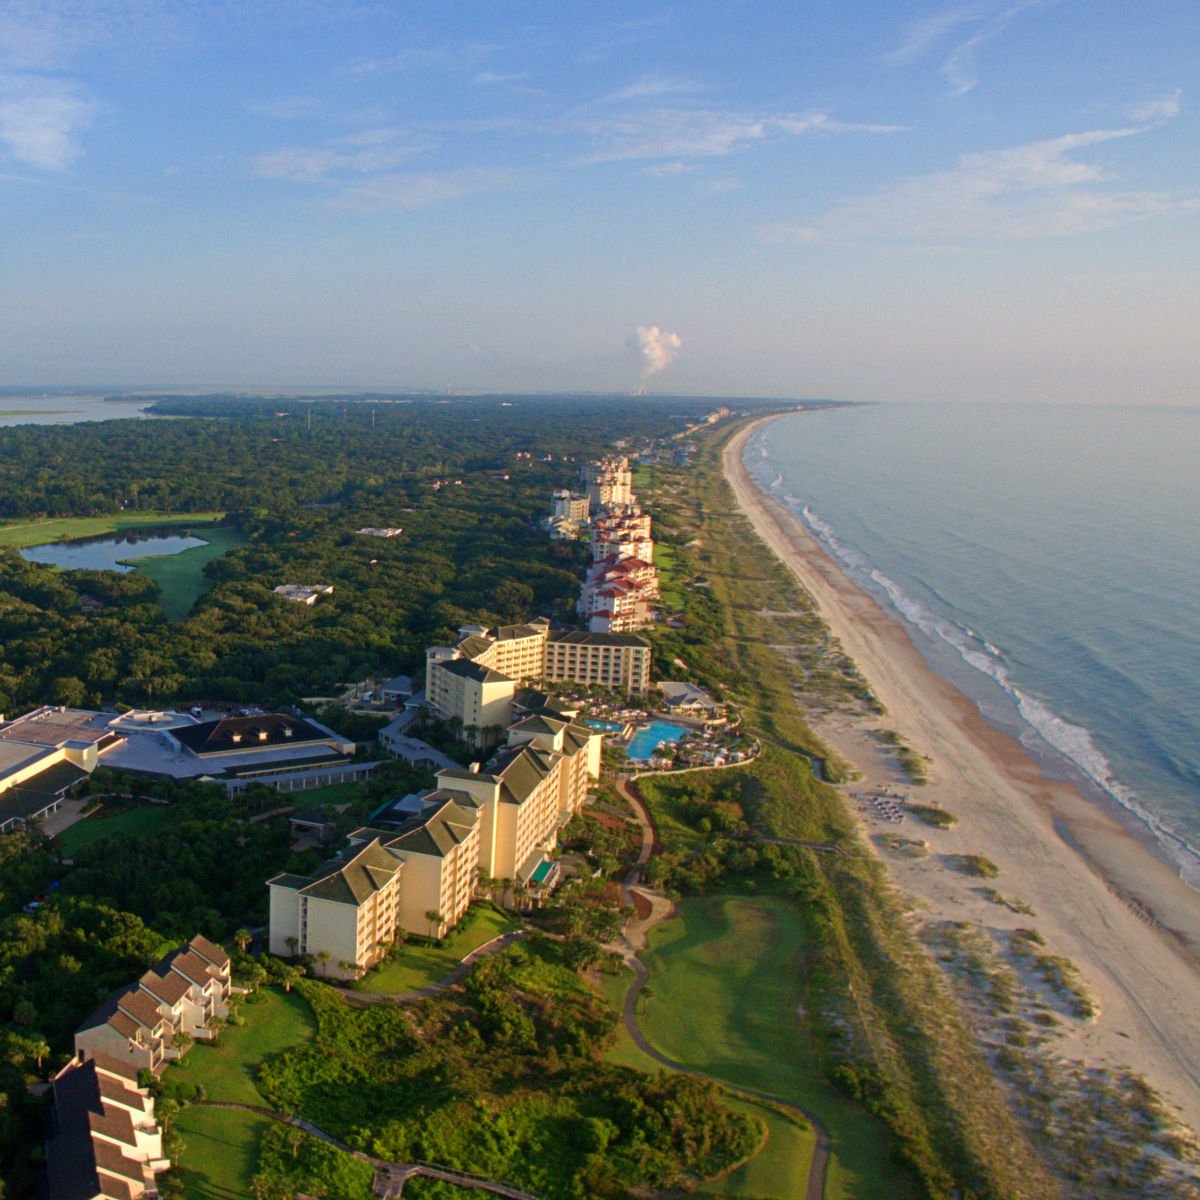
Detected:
left=747, top=403, right=1200, bottom=886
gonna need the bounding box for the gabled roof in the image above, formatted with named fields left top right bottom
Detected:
left=456, top=634, right=495, bottom=660
left=491, top=744, right=559, bottom=805
left=168, top=950, right=221, bottom=989
left=509, top=714, right=567, bottom=737
left=188, top=933, right=230, bottom=969
left=384, top=795, right=480, bottom=859
left=138, top=968, right=190, bottom=1007
left=272, top=838, right=403, bottom=906
left=115, top=988, right=165, bottom=1031
left=437, top=658, right=511, bottom=685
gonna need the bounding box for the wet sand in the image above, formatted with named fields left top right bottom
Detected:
left=723, top=414, right=1200, bottom=1135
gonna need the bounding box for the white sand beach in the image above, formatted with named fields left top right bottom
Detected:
left=723, top=415, right=1200, bottom=1137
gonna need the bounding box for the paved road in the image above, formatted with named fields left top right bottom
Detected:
left=613, top=776, right=832, bottom=1200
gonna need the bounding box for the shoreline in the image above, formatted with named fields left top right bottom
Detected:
left=722, top=412, right=1200, bottom=1136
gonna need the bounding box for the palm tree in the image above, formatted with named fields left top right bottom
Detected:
left=284, top=936, right=298, bottom=959
left=27, top=1035, right=50, bottom=1074
left=277, top=964, right=301, bottom=993
left=234, top=928, right=253, bottom=954
left=425, top=910, right=443, bottom=939
left=315, top=949, right=331, bottom=978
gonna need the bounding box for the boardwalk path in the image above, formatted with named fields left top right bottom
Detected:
left=613, top=776, right=832, bottom=1200
left=197, top=1101, right=546, bottom=1198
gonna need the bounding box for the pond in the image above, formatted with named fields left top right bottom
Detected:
left=20, top=529, right=208, bottom=572
left=626, top=719, right=691, bottom=762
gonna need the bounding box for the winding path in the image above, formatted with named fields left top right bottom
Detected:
left=197, top=1101, right=547, bottom=1198
left=613, top=776, right=833, bottom=1200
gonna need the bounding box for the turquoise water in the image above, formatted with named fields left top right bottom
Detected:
left=748, top=404, right=1200, bottom=885
left=586, top=719, right=625, bottom=733
left=627, top=720, right=690, bottom=761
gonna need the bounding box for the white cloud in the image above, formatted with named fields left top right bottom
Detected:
left=249, top=128, right=432, bottom=182
left=606, top=74, right=701, bottom=103
left=0, top=73, right=95, bottom=169
left=327, top=168, right=517, bottom=212
left=472, top=70, right=530, bottom=87
left=582, top=108, right=901, bottom=163
left=630, top=325, right=682, bottom=379
left=1130, top=92, right=1181, bottom=123
left=761, top=118, right=1199, bottom=245
left=888, top=0, right=1048, bottom=94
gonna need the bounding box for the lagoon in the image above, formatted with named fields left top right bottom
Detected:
left=20, top=529, right=208, bottom=572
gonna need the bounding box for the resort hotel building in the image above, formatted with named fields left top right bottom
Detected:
left=266, top=711, right=601, bottom=978
left=425, top=619, right=651, bottom=742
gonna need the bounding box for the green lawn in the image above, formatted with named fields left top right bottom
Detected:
left=590, top=964, right=816, bottom=1199
left=174, top=1106, right=273, bottom=1200
left=639, top=894, right=901, bottom=1200
left=285, top=781, right=365, bottom=808
left=353, top=903, right=520, bottom=994
left=168, top=987, right=316, bottom=1106
left=0, top=511, right=226, bottom=548
left=702, top=1099, right=815, bottom=1199
left=130, top=525, right=245, bottom=619
left=55, top=804, right=180, bottom=854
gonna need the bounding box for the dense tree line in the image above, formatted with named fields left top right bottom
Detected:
left=0, top=396, right=749, bottom=713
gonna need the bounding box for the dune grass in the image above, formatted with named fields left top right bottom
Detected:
left=0, top=511, right=225, bottom=548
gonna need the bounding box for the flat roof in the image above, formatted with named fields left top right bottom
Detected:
left=0, top=706, right=114, bottom=747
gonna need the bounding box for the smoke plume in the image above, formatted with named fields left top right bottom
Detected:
left=631, top=324, right=683, bottom=381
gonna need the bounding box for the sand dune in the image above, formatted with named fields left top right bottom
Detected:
left=723, top=415, right=1200, bottom=1136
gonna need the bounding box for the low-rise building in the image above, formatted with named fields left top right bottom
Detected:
left=74, top=936, right=231, bottom=1074
left=658, top=680, right=720, bottom=715
left=273, top=583, right=334, bottom=605
left=47, top=1053, right=169, bottom=1200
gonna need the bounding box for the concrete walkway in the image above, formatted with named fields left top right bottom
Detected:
left=611, top=776, right=832, bottom=1200
left=340, top=930, right=528, bottom=1005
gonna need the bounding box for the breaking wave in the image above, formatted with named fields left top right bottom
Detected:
left=798, top=502, right=1200, bottom=884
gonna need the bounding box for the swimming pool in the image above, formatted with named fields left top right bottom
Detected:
left=626, top=719, right=690, bottom=761
left=586, top=719, right=625, bottom=733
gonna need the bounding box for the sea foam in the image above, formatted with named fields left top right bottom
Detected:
left=796, top=501, right=1200, bottom=885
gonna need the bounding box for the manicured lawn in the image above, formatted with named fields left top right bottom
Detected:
left=167, top=987, right=315, bottom=1106
left=0, top=511, right=226, bottom=548
left=175, top=1105, right=272, bottom=1200
left=701, top=1098, right=815, bottom=1199
left=55, top=804, right=179, bottom=854
left=590, top=964, right=815, bottom=1199
left=640, top=894, right=900, bottom=1200
left=353, top=904, right=520, bottom=994
left=131, top=525, right=245, bottom=619
left=286, top=781, right=365, bottom=808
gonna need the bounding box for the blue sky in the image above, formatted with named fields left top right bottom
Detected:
left=2, top=1, right=1197, bottom=401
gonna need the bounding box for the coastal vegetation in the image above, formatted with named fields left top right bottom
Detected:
left=908, top=804, right=957, bottom=829
left=630, top=429, right=1064, bottom=1200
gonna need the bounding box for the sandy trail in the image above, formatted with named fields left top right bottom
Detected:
left=723, top=415, right=1200, bottom=1135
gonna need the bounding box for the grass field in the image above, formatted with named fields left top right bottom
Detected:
left=590, top=963, right=817, bottom=1198
left=0, top=511, right=226, bottom=548
left=55, top=804, right=179, bottom=854
left=167, top=986, right=316, bottom=1106
left=639, top=893, right=901, bottom=1200
left=353, top=903, right=520, bottom=994
left=285, top=780, right=366, bottom=808
left=175, top=1105, right=273, bottom=1200
left=131, top=525, right=245, bottom=619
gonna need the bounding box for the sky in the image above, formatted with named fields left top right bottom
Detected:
left=1, top=1, right=1197, bottom=402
